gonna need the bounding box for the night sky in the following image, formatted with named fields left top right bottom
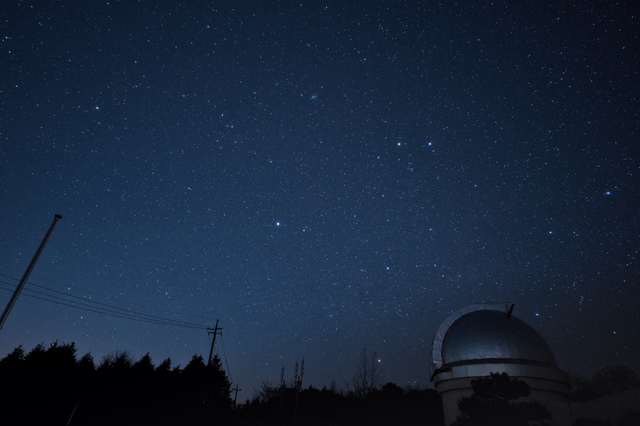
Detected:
left=1, top=1, right=638, bottom=401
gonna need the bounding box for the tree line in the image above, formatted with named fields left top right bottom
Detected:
left=0, top=341, right=232, bottom=425
left=0, top=341, right=638, bottom=425
left=0, top=341, right=444, bottom=425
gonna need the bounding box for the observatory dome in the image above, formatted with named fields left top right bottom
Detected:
left=431, top=303, right=571, bottom=426
left=431, top=303, right=567, bottom=382
left=442, top=309, right=558, bottom=368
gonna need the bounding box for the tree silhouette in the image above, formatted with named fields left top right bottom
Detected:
left=1, top=341, right=445, bottom=425
left=349, top=347, right=380, bottom=398
left=591, top=365, right=640, bottom=396
left=0, top=345, right=25, bottom=411
left=76, top=352, right=96, bottom=388
left=132, top=352, right=155, bottom=378
left=156, top=356, right=172, bottom=374
left=452, top=372, right=551, bottom=426
left=572, top=418, right=611, bottom=426
left=237, top=382, right=443, bottom=426
left=183, top=353, right=207, bottom=375
left=0, top=345, right=25, bottom=382
left=207, top=354, right=233, bottom=410
left=617, top=411, right=640, bottom=426
left=380, top=382, right=404, bottom=398
left=568, top=365, right=640, bottom=401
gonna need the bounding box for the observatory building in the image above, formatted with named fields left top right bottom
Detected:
left=430, top=303, right=572, bottom=425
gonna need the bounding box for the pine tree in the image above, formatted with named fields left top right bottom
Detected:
left=206, top=354, right=233, bottom=411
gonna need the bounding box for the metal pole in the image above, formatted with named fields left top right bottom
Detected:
left=0, top=214, right=62, bottom=330
left=233, top=383, right=241, bottom=409
left=207, top=319, right=221, bottom=365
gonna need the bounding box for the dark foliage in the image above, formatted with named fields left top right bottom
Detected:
left=617, top=411, right=640, bottom=426
left=568, top=365, right=640, bottom=401
left=132, top=352, right=155, bottom=378
left=451, top=372, right=551, bottom=426
left=591, top=366, right=640, bottom=396
left=156, top=356, right=172, bottom=374
left=0, top=342, right=447, bottom=425
left=235, top=381, right=444, bottom=426
left=572, top=418, right=611, bottom=426
left=571, top=411, right=640, bottom=426
left=568, top=373, right=599, bottom=401
left=0, top=342, right=233, bottom=425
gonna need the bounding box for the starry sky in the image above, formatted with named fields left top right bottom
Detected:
left=1, top=1, right=638, bottom=401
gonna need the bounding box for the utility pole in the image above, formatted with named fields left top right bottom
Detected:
left=232, top=383, right=241, bottom=409
left=279, top=365, right=286, bottom=422
left=294, top=359, right=304, bottom=424
left=0, top=214, right=62, bottom=331
left=207, top=319, right=222, bottom=365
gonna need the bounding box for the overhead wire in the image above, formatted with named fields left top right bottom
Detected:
left=0, top=263, right=214, bottom=324
left=26, top=279, right=206, bottom=328
left=0, top=284, right=203, bottom=329
left=1, top=271, right=236, bottom=385
left=220, top=332, right=235, bottom=385
left=204, top=323, right=235, bottom=385
left=0, top=276, right=210, bottom=330
left=0, top=273, right=204, bottom=325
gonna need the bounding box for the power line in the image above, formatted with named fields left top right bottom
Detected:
left=0, top=265, right=214, bottom=324
left=0, top=271, right=213, bottom=326
left=0, top=280, right=210, bottom=330
left=0, top=284, right=203, bottom=329
left=205, top=323, right=235, bottom=385
left=220, top=332, right=235, bottom=385
left=6, top=277, right=207, bottom=328
left=0, top=282, right=208, bottom=330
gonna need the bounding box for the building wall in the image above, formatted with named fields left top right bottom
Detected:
left=437, top=376, right=640, bottom=426
left=436, top=375, right=572, bottom=426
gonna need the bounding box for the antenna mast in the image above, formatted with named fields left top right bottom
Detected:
left=0, top=214, right=62, bottom=330
left=207, top=319, right=222, bottom=365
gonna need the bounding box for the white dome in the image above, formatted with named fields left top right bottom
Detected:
left=442, top=309, right=558, bottom=368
